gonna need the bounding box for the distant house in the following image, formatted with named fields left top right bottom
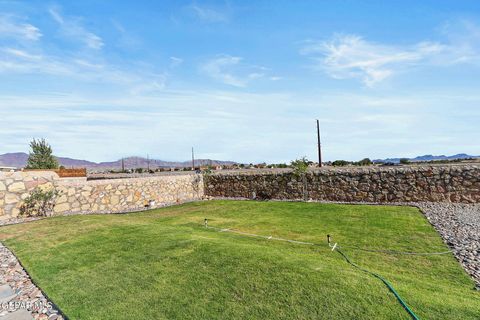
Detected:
left=0, top=166, right=18, bottom=172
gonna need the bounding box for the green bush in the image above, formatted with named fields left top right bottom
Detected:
left=20, top=187, right=60, bottom=217
left=202, top=166, right=213, bottom=175
left=290, top=157, right=309, bottom=175
left=357, top=158, right=373, bottom=166
left=332, top=160, right=349, bottom=166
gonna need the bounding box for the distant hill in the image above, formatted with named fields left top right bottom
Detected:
left=373, top=153, right=479, bottom=164
left=0, top=152, right=236, bottom=169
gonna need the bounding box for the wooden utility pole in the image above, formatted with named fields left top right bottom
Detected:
left=147, top=154, right=150, bottom=171
left=191, top=147, right=195, bottom=170
left=121, top=158, right=125, bottom=172
left=316, top=119, right=322, bottom=167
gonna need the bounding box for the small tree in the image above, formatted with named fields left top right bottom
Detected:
left=202, top=165, right=213, bottom=175
left=399, top=158, right=410, bottom=164
left=290, top=157, right=309, bottom=201
left=332, top=160, right=349, bottom=166
left=26, top=138, right=59, bottom=169
left=290, top=157, right=309, bottom=175
left=358, top=158, right=373, bottom=166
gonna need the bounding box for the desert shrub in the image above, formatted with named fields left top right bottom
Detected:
left=20, top=187, right=60, bottom=217
left=290, top=157, right=309, bottom=175
left=332, top=160, right=349, bottom=166
left=256, top=190, right=272, bottom=200
left=290, top=157, right=310, bottom=201
left=357, top=158, right=373, bottom=166
left=400, top=158, right=410, bottom=164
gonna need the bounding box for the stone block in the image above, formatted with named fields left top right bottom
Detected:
left=11, top=208, right=20, bottom=217
left=38, top=182, right=54, bottom=191
left=24, top=180, right=41, bottom=190
left=8, top=182, right=25, bottom=192
left=54, top=203, right=70, bottom=213
left=5, top=193, right=19, bottom=204
left=111, top=195, right=120, bottom=205
left=56, top=194, right=68, bottom=204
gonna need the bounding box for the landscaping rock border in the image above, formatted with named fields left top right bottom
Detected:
left=0, top=243, right=65, bottom=320
left=417, top=202, right=480, bottom=289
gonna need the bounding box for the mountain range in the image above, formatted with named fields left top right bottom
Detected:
left=0, top=153, right=236, bottom=170
left=373, top=153, right=479, bottom=164
left=1, top=152, right=478, bottom=169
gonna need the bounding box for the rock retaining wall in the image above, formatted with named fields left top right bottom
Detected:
left=1, top=165, right=479, bottom=220
left=204, top=165, right=480, bottom=203
left=0, top=171, right=204, bottom=220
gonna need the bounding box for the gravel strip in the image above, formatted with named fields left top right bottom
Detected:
left=417, top=203, right=480, bottom=289
left=0, top=243, right=65, bottom=320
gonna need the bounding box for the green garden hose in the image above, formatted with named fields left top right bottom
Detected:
left=334, top=247, right=420, bottom=320
left=204, top=222, right=424, bottom=319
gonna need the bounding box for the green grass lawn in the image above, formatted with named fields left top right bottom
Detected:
left=0, top=200, right=478, bottom=319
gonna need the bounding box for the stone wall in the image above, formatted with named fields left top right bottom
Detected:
left=0, top=171, right=204, bottom=220
left=204, top=165, right=480, bottom=203
left=2, top=165, right=479, bottom=220
left=0, top=171, right=59, bottom=219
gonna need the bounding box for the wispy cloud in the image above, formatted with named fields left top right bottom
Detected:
left=169, top=56, right=183, bottom=68
left=439, top=19, right=480, bottom=64
left=201, top=55, right=247, bottom=87
left=0, top=8, right=167, bottom=93
left=111, top=19, right=141, bottom=49
left=0, top=14, right=42, bottom=40
left=201, top=55, right=270, bottom=87
left=0, top=46, right=168, bottom=95
left=129, top=75, right=167, bottom=95
left=49, top=7, right=104, bottom=49
left=2, top=48, right=41, bottom=60
left=301, top=34, right=444, bottom=87
left=188, top=3, right=229, bottom=23
left=0, top=47, right=72, bottom=74
left=301, top=21, right=480, bottom=87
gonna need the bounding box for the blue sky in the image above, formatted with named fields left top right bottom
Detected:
left=1, top=0, right=479, bottom=163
